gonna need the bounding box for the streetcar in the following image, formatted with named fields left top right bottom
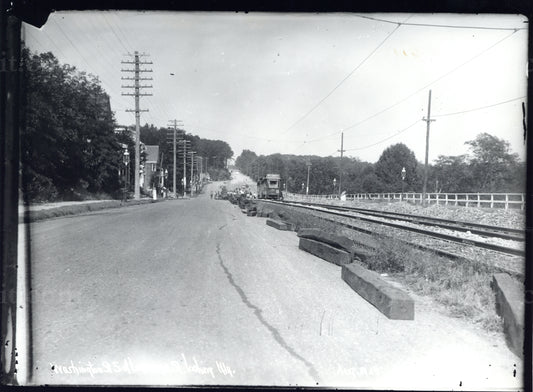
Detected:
left=257, top=174, right=283, bottom=200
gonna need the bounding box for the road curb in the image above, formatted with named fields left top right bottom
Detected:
left=19, top=199, right=163, bottom=223
left=491, top=273, right=524, bottom=357
left=342, top=262, right=415, bottom=320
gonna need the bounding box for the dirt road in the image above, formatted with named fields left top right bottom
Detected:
left=21, top=180, right=521, bottom=389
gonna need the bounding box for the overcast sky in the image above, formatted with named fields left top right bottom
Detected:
left=23, top=11, right=528, bottom=163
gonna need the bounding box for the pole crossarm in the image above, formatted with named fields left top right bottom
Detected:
left=125, top=109, right=149, bottom=112
left=121, top=77, right=153, bottom=81
left=120, top=69, right=153, bottom=72
left=122, top=93, right=153, bottom=96
left=121, top=85, right=154, bottom=88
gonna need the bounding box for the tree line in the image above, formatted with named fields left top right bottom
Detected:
left=21, top=49, right=233, bottom=202
left=235, top=133, right=525, bottom=195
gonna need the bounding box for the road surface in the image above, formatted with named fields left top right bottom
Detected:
left=19, top=174, right=521, bottom=389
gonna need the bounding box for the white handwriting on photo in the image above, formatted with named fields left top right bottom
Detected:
left=50, top=354, right=235, bottom=378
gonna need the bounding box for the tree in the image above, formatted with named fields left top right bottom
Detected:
left=21, top=49, right=123, bottom=201
left=375, top=143, right=420, bottom=192
left=465, top=133, right=520, bottom=192
left=235, top=149, right=258, bottom=177
left=431, top=155, right=473, bottom=193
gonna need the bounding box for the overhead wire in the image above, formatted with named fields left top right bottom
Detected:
left=432, top=96, right=526, bottom=118
left=48, top=17, right=128, bottom=106
left=338, top=96, right=526, bottom=153
left=296, top=27, right=521, bottom=147
left=353, top=14, right=527, bottom=31
left=344, top=119, right=421, bottom=151
left=280, top=16, right=408, bottom=136
left=102, top=12, right=133, bottom=54
left=99, top=13, right=173, bottom=126
left=80, top=17, right=133, bottom=111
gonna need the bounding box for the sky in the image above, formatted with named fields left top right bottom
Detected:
left=23, top=11, right=528, bottom=163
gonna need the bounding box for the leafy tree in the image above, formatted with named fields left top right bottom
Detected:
left=235, top=149, right=258, bottom=176
left=465, top=133, right=521, bottom=192
left=431, top=155, right=472, bottom=193
left=21, top=49, right=123, bottom=202
left=375, top=143, right=420, bottom=192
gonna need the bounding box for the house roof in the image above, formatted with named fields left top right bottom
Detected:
left=145, top=145, right=159, bottom=163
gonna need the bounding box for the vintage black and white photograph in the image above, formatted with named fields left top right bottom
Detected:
left=3, top=9, right=528, bottom=389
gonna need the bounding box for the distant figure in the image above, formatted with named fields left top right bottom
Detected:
left=210, top=192, right=213, bottom=199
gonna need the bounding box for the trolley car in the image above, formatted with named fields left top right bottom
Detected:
left=257, top=174, right=283, bottom=200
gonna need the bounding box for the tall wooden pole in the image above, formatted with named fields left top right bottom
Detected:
left=422, top=90, right=436, bottom=206
left=338, top=132, right=345, bottom=197
left=122, top=52, right=153, bottom=200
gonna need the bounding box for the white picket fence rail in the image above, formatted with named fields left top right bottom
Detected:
left=285, top=192, right=526, bottom=210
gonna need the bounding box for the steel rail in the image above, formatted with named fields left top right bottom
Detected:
left=265, top=200, right=525, bottom=257
left=287, top=200, right=524, bottom=241
left=315, top=214, right=523, bottom=277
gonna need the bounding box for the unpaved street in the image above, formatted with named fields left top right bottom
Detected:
left=23, top=178, right=521, bottom=389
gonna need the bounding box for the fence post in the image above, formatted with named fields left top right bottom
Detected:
left=505, top=194, right=509, bottom=209
left=490, top=194, right=494, bottom=208
left=522, top=194, right=525, bottom=210
left=477, top=193, right=480, bottom=208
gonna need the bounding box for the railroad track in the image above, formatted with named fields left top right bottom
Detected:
left=285, top=200, right=524, bottom=241
left=263, top=199, right=525, bottom=258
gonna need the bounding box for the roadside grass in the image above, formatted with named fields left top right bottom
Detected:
left=21, top=199, right=159, bottom=223
left=258, top=201, right=503, bottom=333
left=365, top=236, right=502, bottom=332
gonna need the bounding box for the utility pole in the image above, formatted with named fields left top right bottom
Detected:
left=422, top=90, right=436, bottom=206
left=121, top=51, right=153, bottom=200
left=189, top=151, right=196, bottom=196
left=337, top=132, right=346, bottom=197
left=197, top=156, right=203, bottom=185
left=306, top=159, right=312, bottom=195
left=167, top=119, right=183, bottom=197
left=179, top=139, right=191, bottom=197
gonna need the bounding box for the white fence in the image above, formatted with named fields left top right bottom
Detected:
left=285, top=192, right=526, bottom=210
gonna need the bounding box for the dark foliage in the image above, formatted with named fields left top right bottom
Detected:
left=21, top=49, right=125, bottom=202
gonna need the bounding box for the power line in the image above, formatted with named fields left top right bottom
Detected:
left=432, top=96, right=526, bottom=118
left=52, top=19, right=99, bottom=75
left=109, top=12, right=137, bottom=53
left=353, top=14, right=526, bottom=31
left=99, top=13, right=173, bottom=123
left=297, top=28, right=520, bottom=146
left=344, top=119, right=420, bottom=151
left=102, top=12, right=133, bottom=53
left=280, top=18, right=405, bottom=135
left=48, top=17, right=131, bottom=105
